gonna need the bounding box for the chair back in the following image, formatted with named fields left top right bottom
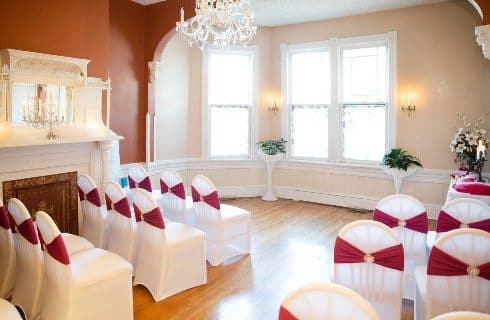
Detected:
left=127, top=164, right=153, bottom=192
left=373, top=194, right=427, bottom=298
left=105, top=181, right=138, bottom=266
left=8, top=199, right=43, bottom=319
left=426, top=228, right=490, bottom=318
left=133, top=188, right=165, bottom=230
left=0, top=199, right=15, bottom=298
left=431, top=311, right=490, bottom=320
left=77, top=174, right=106, bottom=248
left=191, top=175, right=221, bottom=224
left=279, top=283, right=379, bottom=320
left=436, top=199, right=490, bottom=235
left=334, top=220, right=404, bottom=319
left=160, top=170, right=187, bottom=218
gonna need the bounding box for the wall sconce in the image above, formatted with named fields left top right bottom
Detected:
left=401, top=94, right=416, bottom=118
left=267, top=101, right=280, bottom=116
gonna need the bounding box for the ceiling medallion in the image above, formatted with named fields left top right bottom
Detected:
left=176, top=0, right=258, bottom=50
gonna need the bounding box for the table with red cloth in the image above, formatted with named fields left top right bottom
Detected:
left=445, top=178, right=490, bottom=206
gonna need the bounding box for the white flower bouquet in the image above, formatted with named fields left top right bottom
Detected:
left=450, top=113, right=489, bottom=168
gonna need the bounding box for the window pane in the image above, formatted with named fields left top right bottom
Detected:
left=291, top=51, right=330, bottom=105
left=342, top=45, right=387, bottom=103
left=210, top=106, right=249, bottom=157
left=291, top=105, right=328, bottom=159
left=208, top=52, right=251, bottom=105
left=342, top=104, right=386, bottom=161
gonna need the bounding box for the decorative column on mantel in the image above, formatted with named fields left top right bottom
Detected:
left=476, top=25, right=490, bottom=60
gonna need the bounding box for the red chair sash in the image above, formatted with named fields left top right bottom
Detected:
left=160, top=180, right=186, bottom=200
left=436, top=210, right=490, bottom=233
left=191, top=186, right=220, bottom=210
left=77, top=186, right=102, bottom=208
left=334, top=236, right=404, bottom=271
left=128, top=176, right=153, bottom=192
left=134, top=205, right=165, bottom=229
left=373, top=208, right=428, bottom=233
left=428, top=246, right=490, bottom=280
left=279, top=306, right=298, bottom=320
left=452, top=183, right=490, bottom=196
left=0, top=206, right=11, bottom=230
left=39, top=233, right=70, bottom=265
left=105, top=194, right=132, bottom=218
left=17, top=219, right=39, bottom=245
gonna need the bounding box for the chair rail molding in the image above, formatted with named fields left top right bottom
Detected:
left=121, top=159, right=459, bottom=218
left=476, top=24, right=490, bottom=59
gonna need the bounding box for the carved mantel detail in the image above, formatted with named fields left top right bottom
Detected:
left=148, top=61, right=162, bottom=83
left=476, top=24, right=490, bottom=60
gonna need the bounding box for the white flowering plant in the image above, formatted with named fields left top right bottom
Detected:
left=450, top=113, right=488, bottom=167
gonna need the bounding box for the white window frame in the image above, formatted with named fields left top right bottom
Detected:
left=202, top=45, right=259, bottom=160
left=281, top=31, right=397, bottom=165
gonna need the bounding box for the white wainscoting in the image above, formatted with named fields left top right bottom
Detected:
left=121, top=159, right=452, bottom=219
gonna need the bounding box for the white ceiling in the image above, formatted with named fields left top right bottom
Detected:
left=131, top=0, right=448, bottom=27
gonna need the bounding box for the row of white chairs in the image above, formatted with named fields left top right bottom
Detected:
left=278, top=283, right=490, bottom=320
left=279, top=195, right=489, bottom=320
left=0, top=198, right=133, bottom=320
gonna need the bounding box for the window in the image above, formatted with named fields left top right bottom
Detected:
left=204, top=48, right=257, bottom=158
left=289, top=49, right=330, bottom=159
left=282, top=32, right=396, bottom=164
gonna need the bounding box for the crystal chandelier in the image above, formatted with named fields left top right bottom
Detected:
left=176, top=0, right=257, bottom=50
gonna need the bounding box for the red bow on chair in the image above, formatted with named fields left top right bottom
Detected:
left=17, top=218, right=39, bottom=245
left=191, top=186, right=220, bottom=210
left=0, top=206, right=11, bottom=230
left=77, top=186, right=102, bottom=207
left=279, top=306, right=299, bottom=320
left=436, top=210, right=490, bottom=233
left=428, top=246, right=490, bottom=280
left=160, top=180, right=186, bottom=200
left=134, top=205, right=165, bottom=229
left=373, top=209, right=428, bottom=233
left=128, top=176, right=153, bottom=192
left=105, top=194, right=132, bottom=218
left=334, top=237, right=404, bottom=271
left=38, top=232, right=70, bottom=265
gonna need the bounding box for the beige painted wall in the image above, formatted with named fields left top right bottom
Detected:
left=155, top=35, right=190, bottom=160
left=158, top=0, right=489, bottom=170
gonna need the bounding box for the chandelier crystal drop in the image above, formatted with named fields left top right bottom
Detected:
left=176, top=0, right=258, bottom=50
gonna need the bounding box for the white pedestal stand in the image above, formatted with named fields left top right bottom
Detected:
left=258, top=151, right=283, bottom=201
left=381, top=165, right=418, bottom=194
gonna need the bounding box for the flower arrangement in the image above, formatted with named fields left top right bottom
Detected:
left=257, top=138, right=287, bottom=155
left=450, top=113, right=489, bottom=168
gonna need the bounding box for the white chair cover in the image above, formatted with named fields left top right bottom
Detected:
left=127, top=164, right=162, bottom=207
left=279, top=283, right=380, bottom=320
left=374, top=194, right=427, bottom=300
left=427, top=199, right=490, bottom=250
left=8, top=198, right=43, bottom=320
left=0, top=299, right=23, bottom=320
left=334, top=220, right=404, bottom=320
left=36, top=211, right=133, bottom=320
left=431, top=311, right=490, bottom=320
left=415, top=229, right=490, bottom=320
left=160, top=169, right=194, bottom=225
left=77, top=174, right=108, bottom=249
left=133, top=188, right=206, bottom=301
left=0, top=199, right=15, bottom=299
left=191, top=175, right=251, bottom=266
left=105, top=181, right=138, bottom=269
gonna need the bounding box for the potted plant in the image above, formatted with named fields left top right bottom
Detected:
left=257, top=138, right=287, bottom=201
left=381, top=148, right=423, bottom=194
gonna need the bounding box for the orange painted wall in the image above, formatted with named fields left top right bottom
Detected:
left=109, top=0, right=146, bottom=164
left=475, top=0, right=490, bottom=24
left=0, top=0, right=109, bottom=79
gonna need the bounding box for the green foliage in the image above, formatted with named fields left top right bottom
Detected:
left=257, top=138, right=287, bottom=155
left=382, top=148, right=423, bottom=171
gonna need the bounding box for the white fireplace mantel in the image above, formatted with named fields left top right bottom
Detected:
left=476, top=24, right=490, bottom=60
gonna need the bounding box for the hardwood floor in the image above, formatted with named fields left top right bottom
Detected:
left=133, top=198, right=420, bottom=320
